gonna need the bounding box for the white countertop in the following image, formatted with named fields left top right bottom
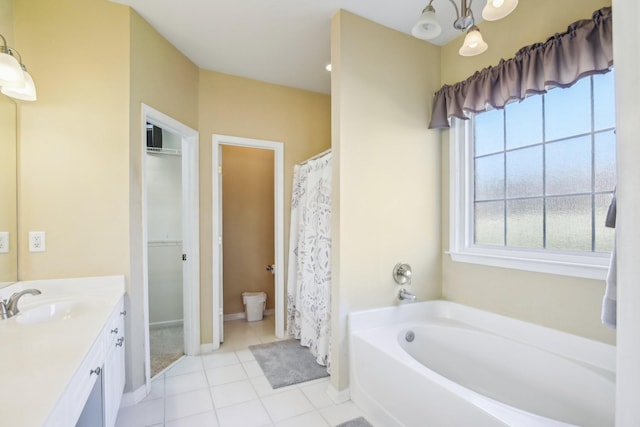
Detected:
left=0, top=275, right=126, bottom=427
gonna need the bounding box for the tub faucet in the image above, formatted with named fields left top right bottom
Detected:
left=0, top=289, right=42, bottom=319
left=398, top=288, right=416, bottom=302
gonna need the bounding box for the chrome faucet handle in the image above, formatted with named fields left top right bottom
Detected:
left=6, top=289, right=42, bottom=317
left=393, top=263, right=412, bottom=285
left=0, top=301, right=9, bottom=319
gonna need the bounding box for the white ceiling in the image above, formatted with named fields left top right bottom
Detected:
left=112, top=0, right=484, bottom=94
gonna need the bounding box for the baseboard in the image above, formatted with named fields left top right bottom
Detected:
left=120, top=383, right=149, bottom=408
left=149, top=319, right=183, bottom=329
left=223, top=312, right=246, bottom=321
left=201, top=342, right=218, bottom=354
left=223, top=309, right=274, bottom=321
left=327, top=383, right=350, bottom=404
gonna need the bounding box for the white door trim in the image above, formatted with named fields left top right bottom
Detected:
left=212, top=134, right=285, bottom=349
left=141, top=104, right=200, bottom=387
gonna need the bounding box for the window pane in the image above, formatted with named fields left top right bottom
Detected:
left=595, top=193, right=615, bottom=253
left=546, top=195, right=592, bottom=251
left=475, top=108, right=504, bottom=156
left=506, top=146, right=543, bottom=198
left=507, top=198, right=543, bottom=248
left=546, top=136, right=592, bottom=195
left=594, top=130, right=616, bottom=193
left=475, top=153, right=504, bottom=201
left=475, top=201, right=504, bottom=246
left=545, top=78, right=591, bottom=141
left=506, top=95, right=542, bottom=149
left=594, top=71, right=616, bottom=131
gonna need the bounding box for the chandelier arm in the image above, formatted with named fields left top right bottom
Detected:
left=6, top=47, right=23, bottom=67
left=0, top=34, right=9, bottom=55
left=447, top=0, right=461, bottom=20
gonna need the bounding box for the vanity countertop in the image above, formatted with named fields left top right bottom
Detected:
left=0, top=275, right=125, bottom=427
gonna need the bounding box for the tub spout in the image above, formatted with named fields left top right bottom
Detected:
left=398, top=288, right=416, bottom=302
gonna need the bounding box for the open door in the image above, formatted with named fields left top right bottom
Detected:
left=212, top=134, right=285, bottom=351
left=142, top=104, right=200, bottom=389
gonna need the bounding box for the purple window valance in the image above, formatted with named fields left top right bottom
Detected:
left=429, top=7, right=613, bottom=129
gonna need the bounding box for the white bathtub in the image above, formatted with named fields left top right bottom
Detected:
left=348, top=300, right=615, bottom=427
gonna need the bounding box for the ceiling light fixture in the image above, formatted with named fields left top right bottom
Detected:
left=412, top=0, right=518, bottom=57
left=0, top=34, right=37, bottom=101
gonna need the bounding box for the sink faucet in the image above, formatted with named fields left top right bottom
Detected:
left=398, top=288, right=416, bottom=302
left=0, top=289, right=42, bottom=319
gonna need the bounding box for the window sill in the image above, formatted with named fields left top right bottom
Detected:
left=447, top=249, right=610, bottom=280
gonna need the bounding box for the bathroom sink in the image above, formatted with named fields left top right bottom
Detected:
left=15, top=300, right=81, bottom=324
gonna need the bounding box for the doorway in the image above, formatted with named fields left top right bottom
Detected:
left=142, top=104, right=200, bottom=385
left=145, top=124, right=184, bottom=376
left=212, top=135, right=285, bottom=349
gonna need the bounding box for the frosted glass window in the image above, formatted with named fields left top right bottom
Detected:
left=506, top=198, right=543, bottom=248
left=595, top=130, right=617, bottom=192
left=472, top=71, right=616, bottom=255
left=546, top=195, right=592, bottom=251
left=475, top=108, right=504, bottom=156
left=475, top=154, right=504, bottom=201
left=546, top=136, right=592, bottom=196
left=595, top=193, right=615, bottom=252
left=475, top=201, right=504, bottom=246
left=545, top=78, right=591, bottom=141
left=506, top=146, right=542, bottom=198
left=594, top=72, right=616, bottom=131
left=506, top=96, right=542, bottom=149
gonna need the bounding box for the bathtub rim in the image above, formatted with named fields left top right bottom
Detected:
left=347, top=300, right=615, bottom=373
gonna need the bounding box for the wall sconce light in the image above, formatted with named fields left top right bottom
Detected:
left=0, top=34, right=37, bottom=101
left=412, top=0, right=518, bottom=57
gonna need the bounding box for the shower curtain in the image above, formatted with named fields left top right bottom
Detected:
left=286, top=151, right=332, bottom=369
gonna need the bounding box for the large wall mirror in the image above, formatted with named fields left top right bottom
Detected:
left=0, top=93, right=17, bottom=286
left=1, top=0, right=18, bottom=287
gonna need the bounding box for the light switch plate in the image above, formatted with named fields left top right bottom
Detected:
left=29, top=231, right=46, bottom=252
left=0, top=232, right=8, bottom=253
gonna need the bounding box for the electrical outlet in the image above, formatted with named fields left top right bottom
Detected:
left=0, top=232, right=8, bottom=253
left=29, top=231, right=46, bottom=252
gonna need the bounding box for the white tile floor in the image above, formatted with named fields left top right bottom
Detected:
left=115, top=316, right=368, bottom=427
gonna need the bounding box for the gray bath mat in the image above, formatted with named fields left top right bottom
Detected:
left=249, top=339, right=329, bottom=388
left=337, top=417, right=374, bottom=427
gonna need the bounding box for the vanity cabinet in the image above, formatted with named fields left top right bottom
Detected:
left=45, top=297, right=126, bottom=427
left=103, top=303, right=126, bottom=427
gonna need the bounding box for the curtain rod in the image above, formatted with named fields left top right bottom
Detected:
left=298, top=148, right=331, bottom=166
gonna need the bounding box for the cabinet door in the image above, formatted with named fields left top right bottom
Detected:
left=104, top=307, right=126, bottom=427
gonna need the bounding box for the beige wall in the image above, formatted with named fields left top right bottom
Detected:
left=0, top=0, right=16, bottom=284
left=440, top=0, right=615, bottom=345
left=15, top=0, right=130, bottom=281
left=222, top=145, right=275, bottom=314
left=198, top=70, right=331, bottom=342
left=330, top=10, right=442, bottom=390
left=0, top=95, right=16, bottom=284
left=13, top=0, right=200, bottom=394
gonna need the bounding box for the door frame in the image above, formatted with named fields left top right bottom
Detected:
left=141, top=104, right=200, bottom=386
left=212, top=134, right=285, bottom=349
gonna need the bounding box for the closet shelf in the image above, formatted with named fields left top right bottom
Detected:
left=147, top=147, right=182, bottom=156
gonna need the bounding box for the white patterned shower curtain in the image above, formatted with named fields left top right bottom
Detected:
left=286, top=150, right=332, bottom=369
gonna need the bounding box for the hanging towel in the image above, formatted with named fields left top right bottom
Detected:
left=601, top=190, right=617, bottom=328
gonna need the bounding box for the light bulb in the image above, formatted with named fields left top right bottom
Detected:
left=482, top=0, right=518, bottom=21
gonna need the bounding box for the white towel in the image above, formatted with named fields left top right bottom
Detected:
left=601, top=233, right=617, bottom=329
